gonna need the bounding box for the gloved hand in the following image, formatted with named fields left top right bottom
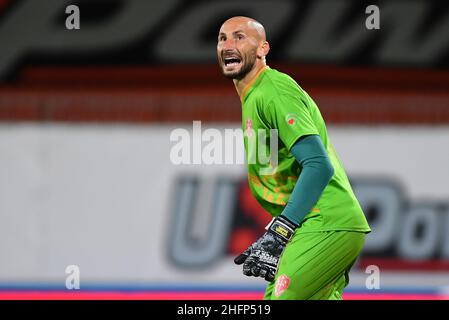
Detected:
left=234, top=215, right=298, bottom=282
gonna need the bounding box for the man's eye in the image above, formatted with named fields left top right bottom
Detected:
left=237, top=34, right=244, bottom=40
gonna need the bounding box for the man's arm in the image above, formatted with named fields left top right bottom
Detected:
left=281, top=134, right=334, bottom=225
left=234, top=134, right=334, bottom=282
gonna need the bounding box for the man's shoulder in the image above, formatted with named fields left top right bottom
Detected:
left=264, top=67, right=294, bottom=81
left=257, top=68, right=305, bottom=102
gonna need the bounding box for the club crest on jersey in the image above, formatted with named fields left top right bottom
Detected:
left=274, top=274, right=291, bottom=297
left=285, top=113, right=300, bottom=127
left=245, top=118, right=254, bottom=137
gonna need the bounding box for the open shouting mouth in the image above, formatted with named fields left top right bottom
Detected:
left=223, top=55, right=242, bottom=70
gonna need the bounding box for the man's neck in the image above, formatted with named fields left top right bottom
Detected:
left=233, top=62, right=267, bottom=99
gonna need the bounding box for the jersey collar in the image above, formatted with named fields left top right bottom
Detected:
left=240, top=65, right=270, bottom=103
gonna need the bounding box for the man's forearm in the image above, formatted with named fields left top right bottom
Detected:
left=281, top=135, right=334, bottom=225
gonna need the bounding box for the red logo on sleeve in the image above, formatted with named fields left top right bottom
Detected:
left=285, top=113, right=300, bottom=127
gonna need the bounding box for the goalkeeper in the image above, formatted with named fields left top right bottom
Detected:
left=217, top=16, right=371, bottom=300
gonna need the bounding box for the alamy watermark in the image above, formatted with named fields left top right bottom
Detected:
left=170, top=121, right=278, bottom=175
left=365, top=5, right=380, bottom=30
left=65, top=264, right=80, bottom=290
left=66, top=5, right=80, bottom=30
left=365, top=265, right=381, bottom=290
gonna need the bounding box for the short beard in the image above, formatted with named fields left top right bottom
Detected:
left=222, top=51, right=257, bottom=80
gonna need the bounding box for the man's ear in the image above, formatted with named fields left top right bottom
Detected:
left=257, top=41, right=270, bottom=59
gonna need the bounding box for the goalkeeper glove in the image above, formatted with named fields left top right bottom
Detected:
left=234, top=215, right=298, bottom=282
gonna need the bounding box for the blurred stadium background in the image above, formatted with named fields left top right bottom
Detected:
left=1, top=0, right=449, bottom=300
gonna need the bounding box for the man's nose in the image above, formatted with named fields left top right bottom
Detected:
left=222, top=38, right=235, bottom=50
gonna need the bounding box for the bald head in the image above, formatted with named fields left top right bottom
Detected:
left=221, top=16, right=266, bottom=42
left=217, top=16, right=270, bottom=80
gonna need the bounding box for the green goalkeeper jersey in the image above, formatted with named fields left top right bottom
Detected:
left=241, top=66, right=371, bottom=233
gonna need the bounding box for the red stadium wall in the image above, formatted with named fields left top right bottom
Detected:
left=1, top=64, right=448, bottom=124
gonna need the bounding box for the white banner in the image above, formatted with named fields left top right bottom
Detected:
left=0, top=124, right=448, bottom=289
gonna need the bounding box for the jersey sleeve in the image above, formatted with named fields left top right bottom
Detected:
left=262, top=94, right=319, bottom=151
